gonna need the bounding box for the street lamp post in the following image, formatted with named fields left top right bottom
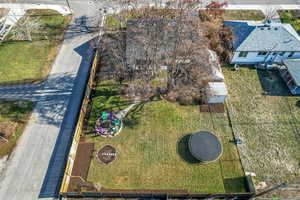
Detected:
left=65, top=0, right=71, bottom=10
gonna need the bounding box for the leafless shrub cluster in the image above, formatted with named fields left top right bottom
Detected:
left=199, top=0, right=233, bottom=62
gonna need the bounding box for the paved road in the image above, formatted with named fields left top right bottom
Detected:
left=26, top=0, right=300, bottom=4
left=6, top=0, right=300, bottom=6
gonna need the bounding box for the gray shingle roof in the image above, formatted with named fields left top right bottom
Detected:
left=225, top=21, right=300, bottom=52
left=283, top=59, right=300, bottom=86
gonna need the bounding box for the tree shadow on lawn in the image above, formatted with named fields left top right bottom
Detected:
left=257, top=69, right=291, bottom=96
left=122, top=100, right=149, bottom=128
left=223, top=177, right=249, bottom=193
left=177, top=134, right=201, bottom=164
left=84, top=100, right=147, bottom=137
left=123, top=95, right=163, bottom=127
left=295, top=100, right=300, bottom=108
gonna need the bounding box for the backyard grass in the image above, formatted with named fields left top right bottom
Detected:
left=223, top=10, right=265, bottom=21
left=84, top=66, right=300, bottom=193
left=279, top=10, right=300, bottom=32
left=0, top=101, right=34, bottom=158
left=85, top=80, right=247, bottom=193
left=0, top=9, right=71, bottom=85
left=223, top=67, right=300, bottom=186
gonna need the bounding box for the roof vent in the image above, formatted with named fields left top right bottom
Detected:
left=284, top=38, right=292, bottom=43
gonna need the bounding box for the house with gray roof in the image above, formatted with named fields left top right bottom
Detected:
left=224, top=21, right=300, bottom=64
left=280, top=59, right=300, bottom=95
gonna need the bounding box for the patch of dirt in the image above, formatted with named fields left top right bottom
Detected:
left=0, top=121, right=17, bottom=139
left=67, top=141, right=95, bottom=193
left=200, top=103, right=225, bottom=113
left=71, top=142, right=94, bottom=179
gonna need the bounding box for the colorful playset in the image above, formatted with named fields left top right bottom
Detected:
left=95, top=112, right=122, bottom=137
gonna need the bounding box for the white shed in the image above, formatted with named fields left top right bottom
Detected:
left=207, top=82, right=228, bottom=104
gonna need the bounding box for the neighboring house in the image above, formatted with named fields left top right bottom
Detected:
left=224, top=21, right=300, bottom=64
left=280, top=59, right=300, bottom=95
left=126, top=18, right=228, bottom=104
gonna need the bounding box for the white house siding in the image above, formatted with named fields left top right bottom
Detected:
left=231, top=52, right=265, bottom=64
left=231, top=51, right=300, bottom=64
left=274, top=52, right=300, bottom=62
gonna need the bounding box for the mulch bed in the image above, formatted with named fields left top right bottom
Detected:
left=67, top=142, right=95, bottom=193
left=0, top=121, right=17, bottom=139
left=97, top=145, right=117, bottom=165
left=200, top=103, right=225, bottom=113
left=71, top=142, right=94, bottom=179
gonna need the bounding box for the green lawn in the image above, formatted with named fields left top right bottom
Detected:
left=0, top=9, right=71, bottom=85
left=223, top=67, right=300, bottom=185
left=85, top=80, right=247, bottom=193
left=84, top=66, right=300, bottom=192
left=279, top=10, right=300, bottom=32
left=0, top=101, right=34, bottom=158
left=223, top=10, right=265, bottom=21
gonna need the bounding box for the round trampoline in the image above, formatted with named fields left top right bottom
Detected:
left=188, top=131, right=222, bottom=163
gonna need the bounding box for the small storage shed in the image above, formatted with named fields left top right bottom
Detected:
left=207, top=82, right=228, bottom=104
left=281, top=59, right=300, bottom=95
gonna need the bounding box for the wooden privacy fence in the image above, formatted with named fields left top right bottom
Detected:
left=59, top=51, right=98, bottom=194
left=61, top=187, right=255, bottom=199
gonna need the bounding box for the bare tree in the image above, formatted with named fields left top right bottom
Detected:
left=99, top=0, right=231, bottom=104
left=10, top=13, right=40, bottom=41
left=198, top=1, right=233, bottom=62
left=101, top=32, right=127, bottom=83
left=2, top=0, right=41, bottom=41
left=263, top=6, right=278, bottom=23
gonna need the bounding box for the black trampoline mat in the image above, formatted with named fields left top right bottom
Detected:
left=188, top=131, right=222, bottom=162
